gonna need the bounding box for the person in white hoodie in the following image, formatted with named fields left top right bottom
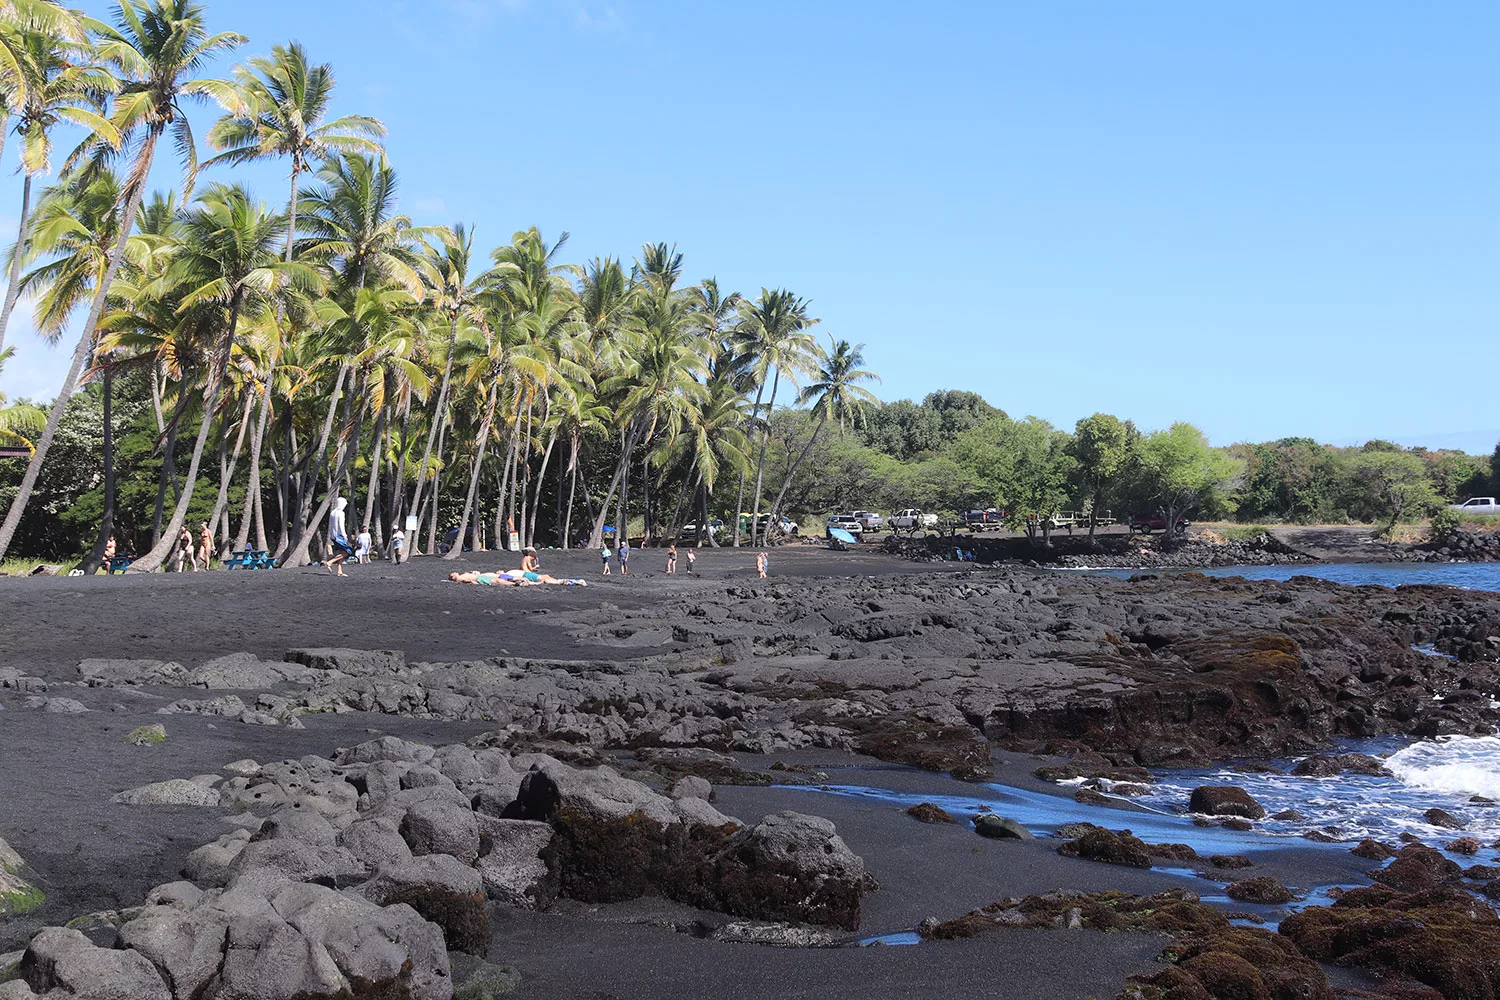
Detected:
left=323, top=497, right=354, bottom=576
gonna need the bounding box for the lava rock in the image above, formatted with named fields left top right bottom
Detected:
left=1225, top=876, right=1296, bottom=904
left=906, top=802, right=957, bottom=824
left=1189, top=785, right=1267, bottom=820
left=974, top=815, right=1032, bottom=840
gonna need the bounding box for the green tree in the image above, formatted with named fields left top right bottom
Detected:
left=1067, top=412, right=1132, bottom=546
left=1351, top=450, right=1440, bottom=536
left=1002, top=417, right=1075, bottom=545
left=1135, top=422, right=1241, bottom=548
left=0, top=346, right=41, bottom=451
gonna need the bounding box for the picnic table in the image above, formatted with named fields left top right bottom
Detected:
left=223, top=550, right=274, bottom=570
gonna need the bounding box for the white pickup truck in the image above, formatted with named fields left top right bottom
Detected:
left=890, top=508, right=938, bottom=530
left=1449, top=497, right=1500, bottom=516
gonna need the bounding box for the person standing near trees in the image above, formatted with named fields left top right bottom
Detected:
left=197, top=522, right=213, bottom=569
left=356, top=525, right=372, bottom=564
left=665, top=543, right=677, bottom=574
left=619, top=539, right=630, bottom=575
left=390, top=524, right=405, bottom=564
left=686, top=548, right=696, bottom=574
left=177, top=525, right=196, bottom=571
left=322, top=497, right=353, bottom=576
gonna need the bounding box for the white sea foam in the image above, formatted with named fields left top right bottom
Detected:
left=1386, top=735, right=1500, bottom=801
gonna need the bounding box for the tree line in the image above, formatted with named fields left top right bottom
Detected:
left=0, top=0, right=883, bottom=569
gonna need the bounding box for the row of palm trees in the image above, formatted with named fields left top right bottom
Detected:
left=0, top=0, right=881, bottom=571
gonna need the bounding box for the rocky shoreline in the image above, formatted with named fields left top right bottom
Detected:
left=2, top=553, right=1499, bottom=998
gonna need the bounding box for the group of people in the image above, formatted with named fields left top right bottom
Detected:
left=448, top=546, right=587, bottom=587
left=169, top=521, right=215, bottom=572
left=322, top=497, right=405, bottom=576
left=600, top=540, right=766, bottom=579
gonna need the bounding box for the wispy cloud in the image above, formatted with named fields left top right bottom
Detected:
left=572, top=3, right=624, bottom=34
left=412, top=196, right=449, bottom=217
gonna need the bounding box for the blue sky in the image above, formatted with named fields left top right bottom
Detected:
left=2, top=0, right=1497, bottom=453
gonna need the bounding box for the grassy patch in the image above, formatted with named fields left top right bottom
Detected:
left=124, top=724, right=167, bottom=746
left=1217, top=524, right=1274, bottom=542
left=0, top=557, right=81, bottom=577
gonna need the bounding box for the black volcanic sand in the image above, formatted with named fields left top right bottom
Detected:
left=0, top=547, right=1493, bottom=999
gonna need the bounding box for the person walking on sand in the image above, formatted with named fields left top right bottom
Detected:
left=665, top=543, right=677, bottom=574
left=197, top=521, right=213, bottom=570
left=356, top=525, right=372, bottom=564
left=178, top=525, right=197, bottom=571
left=390, top=525, right=405, bottom=564
left=756, top=551, right=768, bottom=579
left=619, top=539, right=630, bottom=575
left=323, top=497, right=354, bottom=576
left=685, top=548, right=696, bottom=574
left=600, top=543, right=612, bottom=575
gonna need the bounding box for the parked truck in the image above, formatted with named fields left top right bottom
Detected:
left=1450, top=497, right=1500, bottom=516
left=890, top=508, right=939, bottom=530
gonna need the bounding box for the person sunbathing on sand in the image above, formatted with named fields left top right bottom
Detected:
left=447, top=570, right=587, bottom=586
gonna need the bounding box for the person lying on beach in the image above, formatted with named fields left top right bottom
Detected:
left=447, top=570, right=587, bottom=586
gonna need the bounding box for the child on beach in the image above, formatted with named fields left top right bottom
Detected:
left=756, top=551, right=768, bottom=579
left=601, top=544, right=612, bottom=575
left=521, top=547, right=540, bottom=573
left=356, top=526, right=372, bottom=564
left=686, top=548, right=696, bottom=573
left=390, top=526, right=405, bottom=564
left=665, top=544, right=677, bottom=574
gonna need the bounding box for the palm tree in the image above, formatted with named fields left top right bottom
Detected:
left=205, top=41, right=384, bottom=560
left=279, top=153, right=433, bottom=567
left=733, top=287, right=817, bottom=546
left=408, top=223, right=484, bottom=542
left=0, top=17, right=118, bottom=354
left=0, top=2, right=86, bottom=161
left=128, top=184, right=319, bottom=572
left=0, top=0, right=243, bottom=562
left=766, top=337, right=879, bottom=529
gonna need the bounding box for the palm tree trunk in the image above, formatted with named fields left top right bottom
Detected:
left=129, top=291, right=244, bottom=572
left=588, top=422, right=636, bottom=548
left=445, top=385, right=497, bottom=560
left=209, top=389, right=255, bottom=557
left=362, top=403, right=387, bottom=534
left=0, top=138, right=156, bottom=561
left=529, top=431, right=557, bottom=547
left=767, top=418, right=825, bottom=530
left=78, top=367, right=116, bottom=574
left=732, top=380, right=767, bottom=548
left=0, top=172, right=35, bottom=356
left=749, top=371, right=782, bottom=547
left=410, top=313, right=458, bottom=518
left=563, top=437, right=579, bottom=550
left=149, top=362, right=164, bottom=433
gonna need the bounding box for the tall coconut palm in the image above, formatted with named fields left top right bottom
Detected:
left=205, top=41, right=384, bottom=559
left=128, top=184, right=319, bottom=572
left=280, top=153, right=432, bottom=566
left=0, top=0, right=243, bottom=561
left=13, top=170, right=151, bottom=572
left=733, top=287, right=817, bottom=546
left=0, top=2, right=87, bottom=157
left=0, top=18, right=118, bottom=354
left=408, top=223, right=484, bottom=539
left=766, top=337, right=879, bottom=528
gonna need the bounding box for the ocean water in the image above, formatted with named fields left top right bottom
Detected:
left=1072, top=561, right=1500, bottom=592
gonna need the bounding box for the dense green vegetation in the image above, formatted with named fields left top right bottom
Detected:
left=0, top=2, right=1495, bottom=566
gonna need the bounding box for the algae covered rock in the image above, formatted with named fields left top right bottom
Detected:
left=124, top=724, right=167, bottom=746
left=1224, top=875, right=1296, bottom=904
left=0, top=837, right=42, bottom=917
left=111, top=778, right=221, bottom=807
left=906, top=802, right=957, bottom=824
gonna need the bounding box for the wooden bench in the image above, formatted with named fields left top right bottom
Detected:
left=106, top=556, right=133, bottom=574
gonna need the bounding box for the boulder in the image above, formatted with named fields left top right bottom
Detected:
left=251, top=808, right=338, bottom=847
left=399, top=796, right=481, bottom=865
left=77, top=658, right=186, bottom=687
left=668, top=776, right=713, bottom=802
left=337, top=816, right=414, bottom=870
left=1057, top=828, right=1152, bottom=868
left=285, top=648, right=405, bottom=677
left=112, top=779, right=221, bottom=807
left=223, top=839, right=366, bottom=893
left=906, top=802, right=957, bottom=824
left=973, top=815, right=1032, bottom=840
left=124, top=724, right=168, bottom=747
left=1188, top=785, right=1267, bottom=820
left=474, top=816, right=552, bottom=909
left=1350, top=838, right=1397, bottom=861
left=1225, top=876, right=1295, bottom=904
left=1447, top=836, right=1482, bottom=855
left=185, top=652, right=303, bottom=690
left=1424, top=807, right=1464, bottom=830
left=1210, top=854, right=1254, bottom=869
left=20, top=927, right=169, bottom=1000
left=361, top=855, right=489, bottom=957
left=1290, top=753, right=1388, bottom=777
left=1373, top=843, right=1463, bottom=892
left=0, top=838, right=41, bottom=917
left=182, top=834, right=248, bottom=887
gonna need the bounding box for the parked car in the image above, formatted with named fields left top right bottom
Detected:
left=680, top=519, right=723, bottom=540
left=825, top=514, right=864, bottom=535
left=851, top=510, right=885, bottom=531
left=890, top=508, right=939, bottom=530
left=964, top=508, right=1004, bottom=528
left=439, top=526, right=484, bottom=553
left=1129, top=513, right=1190, bottom=534
left=1449, top=497, right=1500, bottom=516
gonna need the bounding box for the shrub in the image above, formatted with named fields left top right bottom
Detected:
left=1429, top=507, right=1460, bottom=540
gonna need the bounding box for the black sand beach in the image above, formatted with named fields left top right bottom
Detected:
left=3, top=546, right=1498, bottom=999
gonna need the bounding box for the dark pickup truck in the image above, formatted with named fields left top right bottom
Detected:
left=1129, top=514, right=1190, bottom=534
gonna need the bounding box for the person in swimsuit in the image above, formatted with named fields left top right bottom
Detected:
left=665, top=544, right=677, bottom=574
left=756, top=551, right=768, bottom=579
left=197, top=521, right=213, bottom=569
left=179, top=525, right=197, bottom=571
left=685, top=548, right=696, bottom=573
left=600, top=545, right=612, bottom=575
left=521, top=547, right=540, bottom=573
left=448, top=570, right=586, bottom=586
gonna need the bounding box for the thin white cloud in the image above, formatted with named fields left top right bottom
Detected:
left=572, top=3, right=623, bottom=34
left=412, top=197, right=448, bottom=217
